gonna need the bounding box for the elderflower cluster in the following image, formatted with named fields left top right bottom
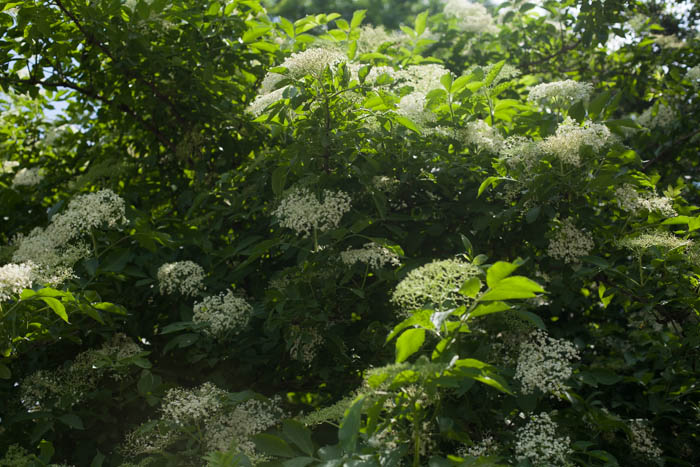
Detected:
left=617, top=231, right=691, bottom=253
left=340, top=242, right=401, bottom=270
left=500, top=135, right=544, bottom=172
left=12, top=189, right=127, bottom=285
left=11, top=167, right=43, bottom=187
left=540, top=118, right=612, bottom=167
left=272, top=187, right=351, bottom=238
left=686, top=65, right=700, bottom=85
left=515, top=412, right=572, bottom=466
left=638, top=103, right=675, bottom=129
left=392, top=258, right=480, bottom=314
left=157, top=261, right=206, bottom=297
left=1, top=160, right=19, bottom=173
left=204, top=396, right=287, bottom=460
left=547, top=218, right=594, bottom=263
left=528, top=80, right=594, bottom=107
left=443, top=0, right=499, bottom=34
left=461, top=120, right=504, bottom=153
left=614, top=184, right=676, bottom=217
left=161, top=382, right=227, bottom=427
left=397, top=91, right=436, bottom=126
left=121, top=419, right=176, bottom=457
left=247, top=86, right=288, bottom=117
left=371, top=175, right=400, bottom=193
left=515, top=329, right=580, bottom=395
left=0, top=262, right=34, bottom=302
left=356, top=25, right=405, bottom=54
left=464, top=435, right=497, bottom=458
left=260, top=47, right=346, bottom=93
left=289, top=325, right=324, bottom=365
left=628, top=419, right=663, bottom=460
left=193, top=290, right=252, bottom=338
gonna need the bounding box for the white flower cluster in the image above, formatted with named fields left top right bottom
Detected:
left=1, top=160, right=19, bottom=173
left=443, top=0, right=499, bottom=34
left=121, top=419, right=176, bottom=457
left=193, top=290, right=252, bottom=339
left=397, top=91, right=436, bottom=126
left=614, top=184, right=676, bottom=217
left=371, top=175, right=400, bottom=193
left=500, top=135, right=544, bottom=172
left=617, top=231, right=691, bottom=253
left=356, top=25, right=406, bottom=54
left=247, top=86, right=288, bottom=117
left=528, top=80, right=594, bottom=107
left=515, top=412, right=572, bottom=466
left=540, top=118, right=612, bottom=167
left=547, top=218, right=594, bottom=263
left=272, top=187, right=352, bottom=238
left=465, top=435, right=497, bottom=458
left=289, top=326, right=324, bottom=365
left=260, top=47, right=347, bottom=93
left=0, top=262, right=34, bottom=302
left=392, top=258, right=480, bottom=314
left=628, top=419, right=663, bottom=460
left=353, top=64, right=450, bottom=96
left=12, top=189, right=127, bottom=285
left=204, top=396, right=287, bottom=459
left=515, top=329, right=580, bottom=395
left=461, top=120, right=504, bottom=153
left=686, top=65, right=700, bottom=85
left=638, top=103, right=675, bottom=129
left=161, top=382, right=227, bottom=427
left=340, top=242, right=401, bottom=270
left=11, top=167, right=43, bottom=187
left=157, top=260, right=206, bottom=297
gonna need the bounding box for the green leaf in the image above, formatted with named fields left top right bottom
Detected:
left=283, top=458, right=316, bottom=467
left=480, top=276, right=544, bottom=301
left=41, top=296, right=68, bottom=323
left=58, top=413, right=84, bottom=430
left=90, top=450, right=105, bottom=467
left=525, top=205, right=541, bottom=224
left=588, top=90, right=610, bottom=119
left=395, top=328, right=426, bottom=363
left=38, top=440, right=54, bottom=463
left=0, top=362, right=10, bottom=379
left=386, top=309, right=434, bottom=342
left=486, top=261, right=521, bottom=288
left=253, top=434, right=297, bottom=458
left=394, top=115, right=421, bottom=134
left=451, top=358, right=513, bottom=394
left=483, top=60, right=505, bottom=87
left=514, top=310, right=546, bottom=330
left=477, top=176, right=504, bottom=197
left=415, top=11, right=428, bottom=36
left=440, top=72, right=453, bottom=92
left=469, top=301, right=511, bottom=318
left=459, top=277, right=482, bottom=298
left=459, top=233, right=473, bottom=257
left=272, top=166, right=287, bottom=196
left=339, top=396, right=364, bottom=452
left=283, top=420, right=314, bottom=456
left=92, top=302, right=127, bottom=315
left=350, top=10, right=366, bottom=29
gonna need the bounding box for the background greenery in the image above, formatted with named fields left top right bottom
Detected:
left=0, top=0, right=699, bottom=465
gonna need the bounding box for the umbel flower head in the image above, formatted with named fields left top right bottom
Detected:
left=157, top=260, right=206, bottom=297
left=340, top=242, right=401, bottom=270
left=193, top=290, right=252, bottom=339
left=528, top=79, right=593, bottom=108
left=515, top=412, right=572, bottom=466
left=443, top=0, right=499, bottom=34
left=11, top=167, right=43, bottom=187
left=615, top=184, right=676, bottom=217
left=272, top=187, right=351, bottom=238
left=392, top=258, right=480, bottom=315
left=547, top=218, right=594, bottom=263
left=161, top=382, right=227, bottom=427
left=260, top=47, right=347, bottom=93
left=514, top=329, right=580, bottom=395
left=0, top=262, right=34, bottom=302
left=539, top=118, right=612, bottom=167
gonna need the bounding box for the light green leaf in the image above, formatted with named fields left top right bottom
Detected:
left=350, top=10, right=367, bottom=29
left=253, top=434, right=297, bottom=458
left=394, top=115, right=421, bottom=134
left=477, top=176, right=504, bottom=197
left=486, top=261, right=521, bottom=288
left=339, top=396, right=364, bottom=452
left=283, top=419, right=314, bottom=456
left=459, top=277, right=482, bottom=298
left=480, top=276, right=544, bottom=301
left=386, top=309, right=433, bottom=343
left=415, top=11, right=428, bottom=36
left=395, top=328, right=425, bottom=363
left=41, top=297, right=68, bottom=323
left=469, top=301, right=511, bottom=318
left=440, top=72, right=453, bottom=92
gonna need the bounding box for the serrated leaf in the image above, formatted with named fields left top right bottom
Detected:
left=486, top=261, right=520, bottom=288
left=395, top=328, right=425, bottom=363
left=480, top=276, right=544, bottom=301
left=386, top=309, right=434, bottom=342
left=254, top=434, right=297, bottom=458
left=283, top=420, right=314, bottom=456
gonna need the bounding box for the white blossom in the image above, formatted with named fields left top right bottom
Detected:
left=528, top=80, right=594, bottom=107
left=260, top=47, right=346, bottom=93
left=392, top=258, right=480, bottom=314
left=515, top=412, right=572, bottom=466
left=161, top=382, right=227, bottom=427
left=547, top=218, right=594, bottom=263
left=686, top=65, right=700, bottom=85
left=12, top=167, right=43, bottom=187
left=515, top=329, right=580, bottom=395
left=288, top=325, right=324, bottom=365
left=617, top=231, right=691, bottom=252
left=501, top=135, right=544, bottom=172
left=443, top=0, right=499, bottom=34
left=193, top=290, right=252, bottom=338
left=340, top=242, right=401, bottom=270
left=615, top=184, right=676, bottom=217
left=0, top=262, right=34, bottom=302
left=461, top=120, right=503, bottom=153
left=157, top=261, right=206, bottom=297
left=539, top=118, right=612, bottom=167
left=397, top=91, right=436, bottom=126
left=628, top=419, right=663, bottom=460
left=1, top=160, right=19, bottom=173
left=272, top=187, right=351, bottom=238
left=638, top=103, right=675, bottom=129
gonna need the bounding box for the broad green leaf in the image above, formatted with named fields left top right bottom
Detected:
left=525, top=205, right=541, bottom=224
left=254, top=434, right=297, bottom=458
left=477, top=176, right=504, bottom=197
left=469, top=301, right=511, bottom=318
left=282, top=458, right=315, bottom=467
left=486, top=261, right=520, bottom=288
left=339, top=396, right=364, bottom=452
left=459, top=277, right=481, bottom=298
left=415, top=11, right=428, bottom=36
left=394, top=115, right=421, bottom=134
left=0, top=362, right=10, bottom=379
left=514, top=310, right=546, bottom=330
left=350, top=9, right=366, bottom=29
left=41, top=297, right=68, bottom=323
left=386, top=309, right=433, bottom=343
left=58, top=413, right=84, bottom=430
left=459, top=233, right=473, bottom=257
left=395, top=328, right=426, bottom=363
left=483, top=60, right=505, bottom=87
left=440, top=72, right=453, bottom=92
left=335, top=19, right=350, bottom=31
left=588, top=90, right=610, bottom=118
left=452, top=358, right=513, bottom=394
left=283, top=420, right=314, bottom=456
left=480, top=276, right=544, bottom=301
left=271, top=166, right=287, bottom=196
left=38, top=440, right=54, bottom=463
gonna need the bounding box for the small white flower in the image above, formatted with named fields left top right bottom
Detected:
left=638, top=103, right=675, bottom=129
left=528, top=80, right=594, bottom=107
left=686, top=65, right=700, bottom=85
left=515, top=329, right=580, bottom=395
left=462, top=120, right=503, bottom=153
left=628, top=419, right=663, bottom=460
left=443, top=0, right=499, bottom=34
left=340, top=242, right=401, bottom=270
left=272, top=187, right=351, bottom=238
left=615, top=184, right=676, bottom=217
left=547, top=218, right=594, bottom=263
left=161, top=382, right=227, bottom=426
left=193, top=290, right=252, bottom=338
left=0, top=262, right=34, bottom=302
left=515, top=412, right=572, bottom=466
left=539, top=118, right=612, bottom=167
left=1, top=160, right=20, bottom=173
left=12, top=167, right=43, bottom=187
left=157, top=261, right=206, bottom=297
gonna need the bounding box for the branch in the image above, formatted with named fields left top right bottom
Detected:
left=52, top=0, right=187, bottom=127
